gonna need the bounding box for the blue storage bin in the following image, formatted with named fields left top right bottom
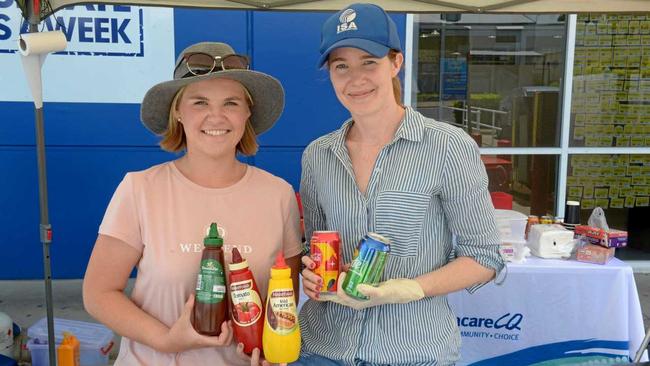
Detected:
left=26, top=318, right=114, bottom=366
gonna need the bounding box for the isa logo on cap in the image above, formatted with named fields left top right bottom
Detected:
left=337, top=8, right=358, bottom=34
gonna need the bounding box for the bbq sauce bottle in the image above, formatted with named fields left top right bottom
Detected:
left=192, top=222, right=227, bottom=335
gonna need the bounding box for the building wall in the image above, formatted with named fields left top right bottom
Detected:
left=0, top=8, right=406, bottom=279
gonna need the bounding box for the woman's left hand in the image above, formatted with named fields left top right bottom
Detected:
left=329, top=272, right=425, bottom=310
left=235, top=343, right=288, bottom=366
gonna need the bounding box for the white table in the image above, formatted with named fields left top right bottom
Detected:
left=448, top=257, right=647, bottom=365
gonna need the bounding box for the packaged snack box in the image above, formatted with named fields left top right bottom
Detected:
left=576, top=243, right=616, bottom=265
left=574, top=225, right=627, bottom=248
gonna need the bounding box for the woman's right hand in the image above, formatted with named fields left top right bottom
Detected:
left=301, top=255, right=323, bottom=300
left=158, top=294, right=233, bottom=353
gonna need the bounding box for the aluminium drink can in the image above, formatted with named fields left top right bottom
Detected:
left=540, top=215, right=554, bottom=225
left=342, top=233, right=390, bottom=300
left=310, top=231, right=341, bottom=295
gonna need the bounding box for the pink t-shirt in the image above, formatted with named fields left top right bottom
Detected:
left=98, top=161, right=302, bottom=366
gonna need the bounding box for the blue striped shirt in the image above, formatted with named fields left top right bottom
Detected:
left=298, top=107, right=504, bottom=366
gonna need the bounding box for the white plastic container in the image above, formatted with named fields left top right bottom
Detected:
left=0, top=312, right=13, bottom=358
left=26, top=318, right=114, bottom=366
left=500, top=238, right=529, bottom=262
left=494, top=209, right=528, bottom=241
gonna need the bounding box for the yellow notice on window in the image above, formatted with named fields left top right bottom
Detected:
left=635, top=186, right=650, bottom=196
left=614, top=167, right=627, bottom=176
left=595, top=187, right=609, bottom=198
left=568, top=186, right=583, bottom=198
left=611, top=198, right=625, bottom=208
left=621, top=187, right=634, bottom=197
left=599, top=136, right=613, bottom=146
left=628, top=166, right=642, bottom=176
left=637, top=197, right=650, bottom=207
left=588, top=168, right=601, bottom=177
left=630, top=155, right=645, bottom=164
left=598, top=36, right=612, bottom=47
left=625, top=196, right=636, bottom=208
left=616, top=136, right=630, bottom=147
left=595, top=199, right=610, bottom=209
left=614, top=35, right=627, bottom=46
left=584, top=185, right=595, bottom=198
left=631, top=136, right=646, bottom=147
left=568, top=176, right=580, bottom=186
left=640, top=21, right=650, bottom=34
left=573, top=167, right=588, bottom=176
left=586, top=136, right=599, bottom=147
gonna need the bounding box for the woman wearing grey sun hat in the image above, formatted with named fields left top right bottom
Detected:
left=295, top=3, right=504, bottom=366
left=141, top=42, right=284, bottom=138
left=84, top=41, right=303, bottom=366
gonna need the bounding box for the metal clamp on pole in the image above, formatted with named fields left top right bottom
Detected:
left=40, top=224, right=52, bottom=244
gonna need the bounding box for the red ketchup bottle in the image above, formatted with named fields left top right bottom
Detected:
left=228, top=247, right=264, bottom=355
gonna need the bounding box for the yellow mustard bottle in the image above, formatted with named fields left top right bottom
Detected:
left=263, top=251, right=300, bottom=363
left=57, top=332, right=80, bottom=366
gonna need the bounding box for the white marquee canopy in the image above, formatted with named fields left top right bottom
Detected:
left=33, top=0, right=650, bottom=19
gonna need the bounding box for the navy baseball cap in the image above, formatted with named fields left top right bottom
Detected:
left=318, top=3, right=402, bottom=67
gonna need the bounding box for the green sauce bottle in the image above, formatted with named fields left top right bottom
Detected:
left=192, top=222, right=227, bottom=335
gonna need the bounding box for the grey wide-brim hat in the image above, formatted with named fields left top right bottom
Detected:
left=141, top=42, right=284, bottom=136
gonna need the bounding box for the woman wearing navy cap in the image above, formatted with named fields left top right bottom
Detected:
left=296, top=3, right=505, bottom=365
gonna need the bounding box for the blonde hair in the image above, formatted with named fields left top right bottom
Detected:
left=159, top=87, right=187, bottom=152
left=159, top=82, right=258, bottom=156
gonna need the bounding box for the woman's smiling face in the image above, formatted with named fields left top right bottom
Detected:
left=176, top=77, right=251, bottom=159
left=328, top=47, right=402, bottom=117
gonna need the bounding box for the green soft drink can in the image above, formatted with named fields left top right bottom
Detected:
left=342, top=232, right=390, bottom=300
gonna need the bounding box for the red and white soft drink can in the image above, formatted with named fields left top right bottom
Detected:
left=310, top=231, right=341, bottom=294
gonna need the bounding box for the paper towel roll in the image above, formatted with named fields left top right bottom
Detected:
left=17, top=31, right=67, bottom=108
left=18, top=31, right=67, bottom=56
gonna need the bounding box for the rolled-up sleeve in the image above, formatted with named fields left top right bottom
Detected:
left=440, top=131, right=505, bottom=292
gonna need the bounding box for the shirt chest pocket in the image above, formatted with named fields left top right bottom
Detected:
left=374, top=190, right=431, bottom=257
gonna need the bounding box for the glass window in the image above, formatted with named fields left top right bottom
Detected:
left=566, top=153, right=650, bottom=258
left=484, top=154, right=558, bottom=216
left=570, top=14, right=650, bottom=147
left=412, top=14, right=567, bottom=147
left=566, top=154, right=650, bottom=225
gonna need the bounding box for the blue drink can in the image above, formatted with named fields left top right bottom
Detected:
left=342, top=233, right=390, bottom=300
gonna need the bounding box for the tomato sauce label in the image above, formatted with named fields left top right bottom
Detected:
left=230, top=279, right=263, bottom=327
left=195, top=259, right=226, bottom=304
left=266, top=288, right=297, bottom=335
